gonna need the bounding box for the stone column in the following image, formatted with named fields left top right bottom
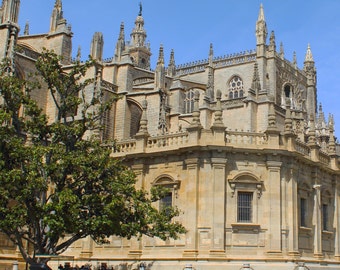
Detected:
left=313, top=184, right=323, bottom=258
left=210, top=157, right=227, bottom=257
left=183, top=157, right=200, bottom=258
left=266, top=160, right=283, bottom=256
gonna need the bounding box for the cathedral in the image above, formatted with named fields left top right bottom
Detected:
left=1, top=0, right=340, bottom=269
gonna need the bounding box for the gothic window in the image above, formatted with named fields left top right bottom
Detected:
left=281, top=83, right=294, bottom=109
left=228, top=76, right=244, bottom=100
left=184, top=90, right=195, bottom=114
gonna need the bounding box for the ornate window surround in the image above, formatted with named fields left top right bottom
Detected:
left=228, top=171, right=263, bottom=231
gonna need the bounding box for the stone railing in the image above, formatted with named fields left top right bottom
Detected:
left=319, top=150, right=331, bottom=165
left=111, top=129, right=337, bottom=170
left=226, top=131, right=268, bottom=146
left=147, top=132, right=189, bottom=149
left=295, top=140, right=311, bottom=157
left=114, top=139, right=137, bottom=153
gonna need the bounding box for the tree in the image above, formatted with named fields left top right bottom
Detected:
left=0, top=51, right=186, bottom=268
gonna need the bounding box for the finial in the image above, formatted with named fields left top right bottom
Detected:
left=209, top=43, right=213, bottom=56
left=76, top=46, right=81, bottom=61
left=279, top=42, right=284, bottom=59
left=269, top=31, right=275, bottom=46
left=55, top=0, right=62, bottom=8
left=157, top=44, right=164, bottom=65
left=293, top=51, right=297, bottom=68
left=24, top=21, right=30, bottom=35
left=139, top=2, right=143, bottom=16
left=258, top=3, right=265, bottom=21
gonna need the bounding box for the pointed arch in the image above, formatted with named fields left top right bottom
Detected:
left=126, top=98, right=143, bottom=138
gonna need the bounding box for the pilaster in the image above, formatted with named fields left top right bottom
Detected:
left=266, top=160, right=283, bottom=256
left=286, top=163, right=300, bottom=257
left=313, top=183, right=323, bottom=258
left=334, top=176, right=340, bottom=260
left=209, top=157, right=227, bottom=257
left=183, top=157, right=200, bottom=258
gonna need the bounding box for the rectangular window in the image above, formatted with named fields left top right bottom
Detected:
left=237, top=192, right=253, bottom=223
left=322, top=204, right=328, bottom=231
left=160, top=192, right=172, bottom=214
left=300, top=198, right=307, bottom=227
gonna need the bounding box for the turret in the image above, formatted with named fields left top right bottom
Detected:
left=303, top=44, right=317, bottom=117
left=255, top=4, right=267, bottom=57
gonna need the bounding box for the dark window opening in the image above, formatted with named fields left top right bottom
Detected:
left=237, top=192, right=253, bottom=223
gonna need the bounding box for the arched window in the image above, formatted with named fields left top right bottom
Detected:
left=228, top=76, right=244, bottom=100
left=153, top=176, right=180, bottom=214
left=184, top=90, right=195, bottom=114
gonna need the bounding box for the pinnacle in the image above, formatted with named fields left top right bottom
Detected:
left=304, top=43, right=314, bottom=62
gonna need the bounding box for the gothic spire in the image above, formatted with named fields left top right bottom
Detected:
left=114, top=22, right=125, bottom=61
left=155, top=44, right=165, bottom=90
left=256, top=4, right=267, bottom=47
left=206, top=43, right=215, bottom=101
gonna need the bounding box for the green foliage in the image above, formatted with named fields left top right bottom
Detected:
left=0, top=51, right=186, bottom=265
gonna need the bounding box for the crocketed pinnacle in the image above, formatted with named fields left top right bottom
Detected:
left=305, top=44, right=314, bottom=62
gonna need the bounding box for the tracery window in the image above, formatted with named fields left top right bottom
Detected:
left=184, top=90, right=195, bottom=114
left=228, top=76, right=244, bottom=99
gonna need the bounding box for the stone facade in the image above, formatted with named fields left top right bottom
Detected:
left=1, top=1, right=340, bottom=270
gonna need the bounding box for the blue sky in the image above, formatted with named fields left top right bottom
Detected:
left=18, top=0, right=340, bottom=133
